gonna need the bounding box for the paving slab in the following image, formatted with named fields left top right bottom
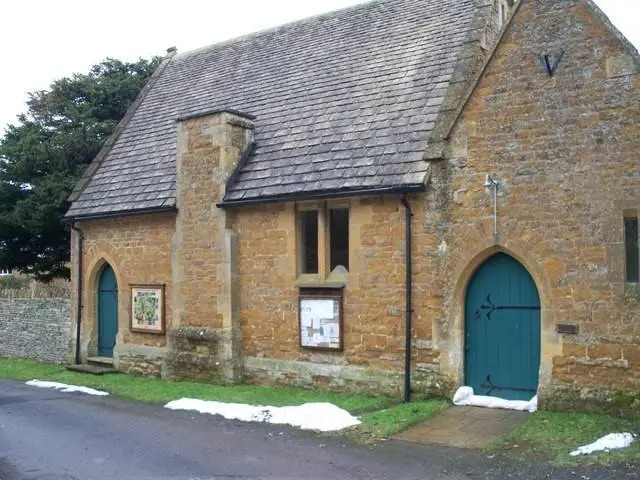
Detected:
left=396, top=406, right=529, bottom=449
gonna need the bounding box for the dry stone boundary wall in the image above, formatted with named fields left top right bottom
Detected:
left=0, top=280, right=72, bottom=364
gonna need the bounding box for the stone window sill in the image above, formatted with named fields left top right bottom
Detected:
left=295, top=273, right=347, bottom=289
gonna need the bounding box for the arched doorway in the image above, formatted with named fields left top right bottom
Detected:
left=98, top=264, right=118, bottom=357
left=464, top=253, right=540, bottom=401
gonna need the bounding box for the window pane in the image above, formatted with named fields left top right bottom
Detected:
left=300, top=210, right=318, bottom=274
left=330, top=208, right=349, bottom=272
left=625, top=217, right=639, bottom=283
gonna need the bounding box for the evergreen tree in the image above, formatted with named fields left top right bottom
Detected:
left=0, top=57, right=161, bottom=280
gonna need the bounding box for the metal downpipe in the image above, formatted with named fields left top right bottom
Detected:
left=401, top=194, right=413, bottom=403
left=71, top=222, right=83, bottom=365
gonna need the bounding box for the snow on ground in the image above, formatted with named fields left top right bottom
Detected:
left=453, top=386, right=538, bottom=412
left=26, top=380, right=109, bottom=396
left=165, top=399, right=361, bottom=432
left=570, top=433, right=636, bottom=456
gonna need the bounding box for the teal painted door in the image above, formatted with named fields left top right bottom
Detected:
left=464, top=253, right=540, bottom=401
left=98, top=265, right=118, bottom=357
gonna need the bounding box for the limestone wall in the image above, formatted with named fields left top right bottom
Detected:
left=230, top=197, right=451, bottom=396
left=65, top=0, right=640, bottom=412
left=74, top=212, right=176, bottom=375
left=428, top=0, right=640, bottom=410
left=167, top=111, right=253, bottom=383
left=0, top=279, right=72, bottom=364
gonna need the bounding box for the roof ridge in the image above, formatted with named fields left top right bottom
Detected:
left=67, top=0, right=479, bottom=216
left=66, top=52, right=177, bottom=212
left=173, top=0, right=417, bottom=60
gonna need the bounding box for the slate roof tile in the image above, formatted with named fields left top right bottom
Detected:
left=67, top=0, right=478, bottom=217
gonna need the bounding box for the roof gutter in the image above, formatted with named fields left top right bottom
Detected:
left=64, top=206, right=177, bottom=223
left=217, top=184, right=426, bottom=209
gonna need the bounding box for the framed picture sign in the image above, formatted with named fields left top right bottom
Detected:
left=299, top=289, right=343, bottom=351
left=130, top=284, right=165, bottom=334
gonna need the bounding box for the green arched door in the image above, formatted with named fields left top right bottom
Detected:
left=464, top=253, right=540, bottom=401
left=98, top=265, right=118, bottom=357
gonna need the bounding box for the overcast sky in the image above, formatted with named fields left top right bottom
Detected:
left=1, top=0, right=638, bottom=134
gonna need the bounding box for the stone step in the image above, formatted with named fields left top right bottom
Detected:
left=87, top=356, right=115, bottom=367
left=66, top=363, right=119, bottom=375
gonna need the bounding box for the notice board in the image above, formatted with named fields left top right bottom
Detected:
left=299, top=289, right=343, bottom=351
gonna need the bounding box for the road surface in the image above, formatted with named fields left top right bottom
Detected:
left=0, top=379, right=635, bottom=479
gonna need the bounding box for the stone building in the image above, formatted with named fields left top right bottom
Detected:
left=66, top=0, right=640, bottom=411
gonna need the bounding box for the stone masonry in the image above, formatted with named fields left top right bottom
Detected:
left=230, top=198, right=428, bottom=396
left=228, top=0, right=640, bottom=408
left=423, top=0, right=640, bottom=413
left=0, top=282, right=71, bottom=364
left=73, top=213, right=175, bottom=376
left=68, top=0, right=640, bottom=413
left=165, top=111, right=252, bottom=383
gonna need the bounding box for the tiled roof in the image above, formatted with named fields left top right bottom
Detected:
left=66, top=0, right=478, bottom=217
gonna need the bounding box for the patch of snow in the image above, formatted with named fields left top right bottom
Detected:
left=453, top=386, right=537, bottom=412
left=26, top=380, right=109, bottom=396
left=165, top=399, right=361, bottom=432
left=570, top=433, right=636, bottom=457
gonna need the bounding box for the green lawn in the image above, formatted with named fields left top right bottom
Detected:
left=489, top=411, right=640, bottom=466
left=354, top=399, right=451, bottom=442
left=0, top=357, right=393, bottom=413
left=5, top=357, right=640, bottom=461
left=0, top=357, right=450, bottom=441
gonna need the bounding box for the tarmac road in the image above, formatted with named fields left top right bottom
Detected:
left=0, top=379, right=636, bottom=480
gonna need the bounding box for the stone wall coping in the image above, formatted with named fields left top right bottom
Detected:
left=0, top=289, right=70, bottom=300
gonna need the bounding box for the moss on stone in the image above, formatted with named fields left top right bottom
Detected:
left=541, top=384, right=640, bottom=417
left=411, top=371, right=455, bottom=400
left=613, top=390, right=639, bottom=408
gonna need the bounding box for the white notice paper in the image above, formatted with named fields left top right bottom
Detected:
left=314, top=300, right=334, bottom=319
left=300, top=298, right=340, bottom=349
left=301, top=315, right=312, bottom=328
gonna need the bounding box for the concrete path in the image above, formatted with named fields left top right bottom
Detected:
left=396, top=406, right=529, bottom=448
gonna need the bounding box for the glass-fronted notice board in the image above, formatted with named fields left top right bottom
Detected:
left=298, top=288, right=343, bottom=351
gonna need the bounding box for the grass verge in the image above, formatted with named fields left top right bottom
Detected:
left=0, top=357, right=450, bottom=441
left=352, top=399, right=451, bottom=443
left=488, top=411, right=640, bottom=466
left=0, top=357, right=391, bottom=413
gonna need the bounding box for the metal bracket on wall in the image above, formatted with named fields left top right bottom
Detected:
left=484, top=175, right=499, bottom=238
left=480, top=374, right=537, bottom=395
left=474, top=294, right=541, bottom=321
left=539, top=50, right=565, bottom=77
